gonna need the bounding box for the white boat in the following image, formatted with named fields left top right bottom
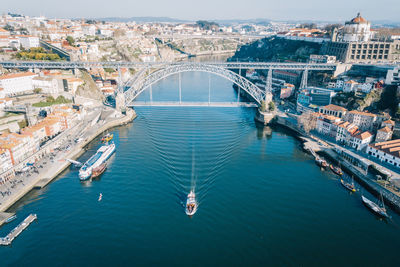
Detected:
left=361, top=194, right=389, bottom=218
left=79, top=143, right=116, bottom=181
left=185, top=190, right=197, bottom=216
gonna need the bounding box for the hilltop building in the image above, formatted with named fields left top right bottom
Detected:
left=322, top=13, right=400, bottom=63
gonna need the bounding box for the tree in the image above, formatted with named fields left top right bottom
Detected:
left=196, top=20, right=219, bottom=31
left=259, top=100, right=267, bottom=112
left=46, top=96, right=55, bottom=102
left=33, top=88, right=42, bottom=94
left=323, top=24, right=342, bottom=34
left=268, top=101, right=275, bottom=111
left=66, top=36, right=75, bottom=46
left=299, top=23, right=317, bottom=29
left=104, top=68, right=115, bottom=73
left=297, top=112, right=318, bottom=134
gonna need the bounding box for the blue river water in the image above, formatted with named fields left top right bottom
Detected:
left=1, top=70, right=400, bottom=266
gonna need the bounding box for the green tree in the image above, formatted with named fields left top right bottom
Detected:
left=268, top=101, right=276, bottom=111
left=66, top=36, right=75, bottom=46
left=33, top=88, right=42, bottom=94
left=46, top=96, right=55, bottom=102
left=104, top=68, right=115, bottom=73
left=260, top=100, right=266, bottom=112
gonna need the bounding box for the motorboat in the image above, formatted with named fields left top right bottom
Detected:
left=101, top=133, right=113, bottom=143
left=185, top=190, right=197, bottom=216
left=315, top=157, right=328, bottom=168
left=79, top=143, right=115, bottom=181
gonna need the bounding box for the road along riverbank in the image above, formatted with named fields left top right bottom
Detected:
left=0, top=109, right=136, bottom=222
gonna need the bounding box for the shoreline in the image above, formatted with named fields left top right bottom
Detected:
left=272, top=116, right=400, bottom=215
left=0, top=108, right=136, bottom=223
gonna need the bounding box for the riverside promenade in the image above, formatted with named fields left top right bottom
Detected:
left=0, top=108, right=136, bottom=223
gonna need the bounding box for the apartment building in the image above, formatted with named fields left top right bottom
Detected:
left=367, top=139, right=400, bottom=168
left=0, top=72, right=37, bottom=96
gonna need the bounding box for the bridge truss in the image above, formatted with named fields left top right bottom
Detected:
left=124, top=63, right=266, bottom=106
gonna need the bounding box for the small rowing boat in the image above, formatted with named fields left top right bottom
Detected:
left=340, top=177, right=356, bottom=192
left=330, top=164, right=343, bottom=176
left=4, top=215, right=17, bottom=224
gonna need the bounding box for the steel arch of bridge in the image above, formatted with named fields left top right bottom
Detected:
left=124, top=63, right=266, bottom=106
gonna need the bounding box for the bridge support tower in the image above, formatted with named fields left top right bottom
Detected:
left=255, top=68, right=275, bottom=125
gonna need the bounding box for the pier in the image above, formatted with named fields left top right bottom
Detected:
left=0, top=214, right=37, bottom=246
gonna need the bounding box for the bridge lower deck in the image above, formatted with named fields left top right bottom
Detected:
left=128, top=101, right=258, bottom=107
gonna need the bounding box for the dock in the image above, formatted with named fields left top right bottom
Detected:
left=0, top=214, right=37, bottom=246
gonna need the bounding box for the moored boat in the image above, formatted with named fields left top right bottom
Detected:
left=315, top=157, right=328, bottom=168
left=4, top=215, right=17, bottom=224
left=330, top=164, right=343, bottom=176
left=361, top=194, right=389, bottom=218
left=340, top=178, right=356, bottom=192
left=79, top=143, right=115, bottom=181
left=92, top=163, right=107, bottom=178
left=185, top=190, right=197, bottom=216
left=101, top=133, right=113, bottom=143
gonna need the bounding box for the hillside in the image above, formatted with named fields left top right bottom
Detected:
left=230, top=36, right=322, bottom=62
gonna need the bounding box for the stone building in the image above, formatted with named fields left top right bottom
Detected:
left=321, top=13, right=400, bottom=63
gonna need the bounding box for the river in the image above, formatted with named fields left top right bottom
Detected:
left=1, top=65, right=400, bottom=266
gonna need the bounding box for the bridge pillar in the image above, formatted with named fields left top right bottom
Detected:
left=300, top=68, right=308, bottom=89
left=264, top=67, right=273, bottom=104
left=115, top=93, right=126, bottom=113
left=255, top=68, right=275, bottom=125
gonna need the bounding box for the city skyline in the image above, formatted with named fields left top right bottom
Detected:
left=2, top=0, right=400, bottom=22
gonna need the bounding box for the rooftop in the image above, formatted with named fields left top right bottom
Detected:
left=0, top=72, right=36, bottom=80
left=321, top=104, right=347, bottom=112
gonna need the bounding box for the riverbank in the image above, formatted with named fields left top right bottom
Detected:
left=0, top=108, right=136, bottom=223
left=272, top=113, right=400, bottom=215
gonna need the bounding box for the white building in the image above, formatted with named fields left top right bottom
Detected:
left=0, top=72, right=37, bottom=96
left=375, top=127, right=393, bottom=143
left=344, top=110, right=377, bottom=132
left=17, top=35, right=40, bottom=49
left=316, top=114, right=341, bottom=138
left=0, top=149, right=13, bottom=173
left=340, top=13, right=372, bottom=42
left=386, top=67, right=400, bottom=85
left=348, top=131, right=373, bottom=151
left=367, top=139, right=400, bottom=168
left=32, top=76, right=62, bottom=95
left=318, top=104, right=347, bottom=118
left=343, top=80, right=359, bottom=92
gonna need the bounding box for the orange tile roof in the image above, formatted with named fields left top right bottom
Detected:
left=348, top=110, right=376, bottom=117
left=321, top=104, right=347, bottom=112
left=379, top=126, right=392, bottom=133
left=354, top=131, right=372, bottom=140
left=0, top=72, right=36, bottom=80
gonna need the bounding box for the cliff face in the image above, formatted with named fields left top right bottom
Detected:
left=230, top=36, right=322, bottom=62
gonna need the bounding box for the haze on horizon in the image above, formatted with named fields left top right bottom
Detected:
left=2, top=0, right=400, bottom=22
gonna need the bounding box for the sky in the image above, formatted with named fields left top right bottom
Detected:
left=2, top=0, right=400, bottom=22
